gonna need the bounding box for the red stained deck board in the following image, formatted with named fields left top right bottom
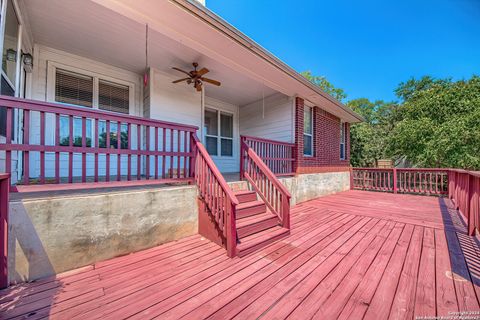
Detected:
left=1, top=190, right=479, bottom=320
left=64, top=209, right=343, bottom=319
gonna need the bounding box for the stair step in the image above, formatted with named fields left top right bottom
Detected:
left=236, top=226, right=290, bottom=257
left=236, top=200, right=266, bottom=219
left=236, top=211, right=279, bottom=238
left=234, top=190, right=257, bottom=204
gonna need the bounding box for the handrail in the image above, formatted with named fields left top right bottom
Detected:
left=0, top=96, right=197, bottom=191
left=0, top=173, right=10, bottom=289
left=352, top=167, right=479, bottom=236
left=352, top=167, right=449, bottom=195
left=240, top=135, right=295, bottom=177
left=191, top=134, right=238, bottom=257
left=0, top=96, right=198, bottom=131
left=241, top=140, right=291, bottom=228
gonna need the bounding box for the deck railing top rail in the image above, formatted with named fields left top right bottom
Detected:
left=0, top=95, right=198, bottom=131
left=0, top=95, right=198, bottom=192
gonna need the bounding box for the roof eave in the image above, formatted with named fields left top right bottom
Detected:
left=176, top=0, right=364, bottom=123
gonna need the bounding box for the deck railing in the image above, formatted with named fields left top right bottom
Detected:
left=0, top=96, right=197, bottom=192
left=352, top=168, right=449, bottom=195
left=0, top=173, right=9, bottom=289
left=191, top=134, right=238, bottom=257
left=449, top=169, right=480, bottom=236
left=241, top=139, right=291, bottom=228
left=240, top=135, right=295, bottom=177
left=352, top=167, right=479, bottom=235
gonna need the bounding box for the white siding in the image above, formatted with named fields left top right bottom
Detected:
left=26, top=45, right=143, bottom=179
left=239, top=93, right=294, bottom=143
left=149, top=68, right=240, bottom=173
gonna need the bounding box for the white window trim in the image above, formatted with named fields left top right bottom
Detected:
left=303, top=106, right=313, bottom=157
left=204, top=106, right=234, bottom=158
left=340, top=121, right=346, bottom=160
left=46, top=61, right=135, bottom=115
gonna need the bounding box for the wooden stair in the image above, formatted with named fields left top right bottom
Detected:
left=234, top=190, right=289, bottom=257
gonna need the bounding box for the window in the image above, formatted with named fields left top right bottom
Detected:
left=204, top=108, right=233, bottom=157
left=55, top=69, right=93, bottom=107
left=52, top=67, right=131, bottom=114
left=99, top=80, right=129, bottom=114
left=340, top=122, right=346, bottom=160
left=303, top=106, right=313, bottom=156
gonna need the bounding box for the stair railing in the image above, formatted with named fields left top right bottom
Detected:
left=191, top=134, right=238, bottom=257
left=241, top=140, right=291, bottom=229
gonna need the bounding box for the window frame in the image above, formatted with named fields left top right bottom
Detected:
left=203, top=107, right=234, bottom=158
left=340, top=121, right=346, bottom=160
left=47, top=61, right=135, bottom=115
left=303, top=106, right=313, bottom=157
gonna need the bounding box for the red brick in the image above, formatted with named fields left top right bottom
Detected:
left=294, top=97, right=350, bottom=174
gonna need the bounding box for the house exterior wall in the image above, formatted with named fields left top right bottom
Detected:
left=148, top=68, right=240, bottom=173
left=294, top=97, right=351, bottom=174
left=239, top=93, right=294, bottom=143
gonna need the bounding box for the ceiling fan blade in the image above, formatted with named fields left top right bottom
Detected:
left=196, top=68, right=209, bottom=76
left=201, top=77, right=221, bottom=86
left=172, top=77, right=190, bottom=84
left=172, top=67, right=191, bottom=76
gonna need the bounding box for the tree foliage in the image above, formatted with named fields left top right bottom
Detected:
left=388, top=76, right=480, bottom=169
left=301, top=71, right=347, bottom=102
left=303, top=71, right=480, bottom=170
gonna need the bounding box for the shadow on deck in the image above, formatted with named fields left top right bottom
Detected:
left=0, top=190, right=479, bottom=319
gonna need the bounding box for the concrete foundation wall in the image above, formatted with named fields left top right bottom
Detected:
left=232, top=171, right=351, bottom=206
left=7, top=171, right=349, bottom=284
left=8, top=186, right=198, bottom=284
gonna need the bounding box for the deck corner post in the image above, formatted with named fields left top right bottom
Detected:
left=0, top=174, right=10, bottom=289
left=393, top=168, right=398, bottom=193
left=226, top=201, right=237, bottom=258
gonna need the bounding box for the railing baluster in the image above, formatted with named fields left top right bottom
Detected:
left=55, top=113, right=60, bottom=184
left=94, top=119, right=99, bottom=182
left=23, top=110, right=30, bottom=185
left=127, top=123, right=131, bottom=181
left=105, top=120, right=110, bottom=182
left=82, top=117, right=87, bottom=183
left=146, top=125, right=150, bottom=180
left=137, top=124, right=141, bottom=180
left=68, top=115, right=73, bottom=183
left=155, top=127, right=159, bottom=179
left=117, top=121, right=121, bottom=181
left=39, top=111, right=46, bottom=184
left=5, top=108, right=12, bottom=178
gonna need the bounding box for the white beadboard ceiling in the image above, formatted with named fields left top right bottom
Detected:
left=23, top=0, right=277, bottom=106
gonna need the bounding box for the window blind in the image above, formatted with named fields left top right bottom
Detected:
left=55, top=69, right=93, bottom=107
left=99, top=80, right=129, bottom=114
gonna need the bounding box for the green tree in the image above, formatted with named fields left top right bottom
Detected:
left=301, top=71, right=347, bottom=102
left=388, top=76, right=480, bottom=169
left=348, top=99, right=398, bottom=167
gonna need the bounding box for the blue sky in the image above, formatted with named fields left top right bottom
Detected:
left=206, top=0, right=480, bottom=102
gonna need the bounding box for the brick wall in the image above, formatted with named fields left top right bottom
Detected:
left=294, top=97, right=350, bottom=174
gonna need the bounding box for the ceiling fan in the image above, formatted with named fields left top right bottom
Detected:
left=172, top=62, right=221, bottom=92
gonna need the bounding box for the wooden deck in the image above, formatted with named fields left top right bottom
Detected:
left=1, top=190, right=479, bottom=319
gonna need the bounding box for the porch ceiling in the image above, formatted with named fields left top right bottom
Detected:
left=22, top=0, right=277, bottom=106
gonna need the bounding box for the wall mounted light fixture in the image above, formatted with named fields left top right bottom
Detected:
left=22, top=53, right=33, bottom=73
